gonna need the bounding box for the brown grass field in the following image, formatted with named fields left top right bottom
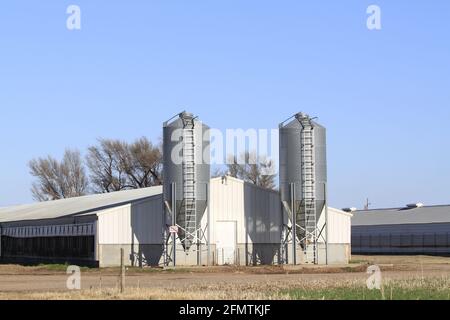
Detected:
left=0, top=255, right=449, bottom=300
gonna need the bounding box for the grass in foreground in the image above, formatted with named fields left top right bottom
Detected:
left=286, top=277, right=450, bottom=300
left=1, top=277, right=449, bottom=300
left=286, top=285, right=450, bottom=300
left=36, top=263, right=93, bottom=272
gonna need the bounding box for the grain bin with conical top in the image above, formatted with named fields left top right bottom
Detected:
left=279, top=112, right=327, bottom=264
left=163, top=112, right=210, bottom=253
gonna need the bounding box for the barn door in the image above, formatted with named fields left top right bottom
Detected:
left=216, top=221, right=236, bottom=265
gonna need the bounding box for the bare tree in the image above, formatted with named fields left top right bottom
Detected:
left=226, top=155, right=241, bottom=178
left=257, top=156, right=277, bottom=190
left=221, top=151, right=277, bottom=190
left=86, top=139, right=128, bottom=193
left=211, top=167, right=225, bottom=178
left=86, top=137, right=162, bottom=193
left=29, top=149, right=88, bottom=201
left=122, top=137, right=163, bottom=188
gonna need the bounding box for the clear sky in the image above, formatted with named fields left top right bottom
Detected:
left=0, top=1, right=449, bottom=209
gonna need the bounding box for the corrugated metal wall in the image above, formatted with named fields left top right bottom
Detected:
left=97, top=195, right=164, bottom=245
left=94, top=180, right=351, bottom=266
left=209, top=177, right=350, bottom=245
left=326, top=208, right=352, bottom=244
left=209, top=177, right=282, bottom=244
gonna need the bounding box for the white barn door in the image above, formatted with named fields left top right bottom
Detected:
left=216, top=221, right=236, bottom=265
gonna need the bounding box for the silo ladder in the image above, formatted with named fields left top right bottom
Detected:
left=300, top=120, right=317, bottom=264
left=182, top=124, right=197, bottom=250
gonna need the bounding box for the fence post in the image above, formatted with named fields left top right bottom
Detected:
left=120, top=248, right=125, bottom=293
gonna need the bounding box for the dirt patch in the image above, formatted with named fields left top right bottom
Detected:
left=1, top=255, right=449, bottom=299
left=0, top=263, right=367, bottom=276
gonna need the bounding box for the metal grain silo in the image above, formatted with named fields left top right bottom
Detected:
left=279, top=112, right=327, bottom=264
left=163, top=111, right=210, bottom=255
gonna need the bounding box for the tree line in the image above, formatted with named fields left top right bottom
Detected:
left=29, top=137, right=276, bottom=201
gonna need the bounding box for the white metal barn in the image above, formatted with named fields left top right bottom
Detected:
left=0, top=187, right=164, bottom=267
left=352, top=204, right=450, bottom=255
left=209, top=176, right=352, bottom=266
left=0, top=177, right=352, bottom=267
left=209, top=176, right=284, bottom=266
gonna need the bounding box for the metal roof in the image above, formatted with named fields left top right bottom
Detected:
left=210, top=176, right=281, bottom=195
left=211, top=176, right=350, bottom=217
left=352, top=205, right=450, bottom=226
left=0, top=186, right=163, bottom=223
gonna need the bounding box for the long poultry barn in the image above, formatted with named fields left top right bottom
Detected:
left=0, top=187, right=164, bottom=267
left=351, top=204, right=450, bottom=255
left=0, top=178, right=351, bottom=267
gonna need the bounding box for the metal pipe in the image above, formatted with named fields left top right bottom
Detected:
left=278, top=114, right=296, bottom=128
left=324, top=182, right=328, bottom=265
left=197, top=230, right=201, bottom=266
left=163, top=111, right=186, bottom=127
left=207, top=182, right=211, bottom=266
left=162, top=197, right=167, bottom=266
left=171, top=182, right=176, bottom=267
left=291, top=183, right=297, bottom=265
left=280, top=201, right=285, bottom=265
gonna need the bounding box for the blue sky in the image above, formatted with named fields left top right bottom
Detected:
left=0, top=1, right=449, bottom=209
